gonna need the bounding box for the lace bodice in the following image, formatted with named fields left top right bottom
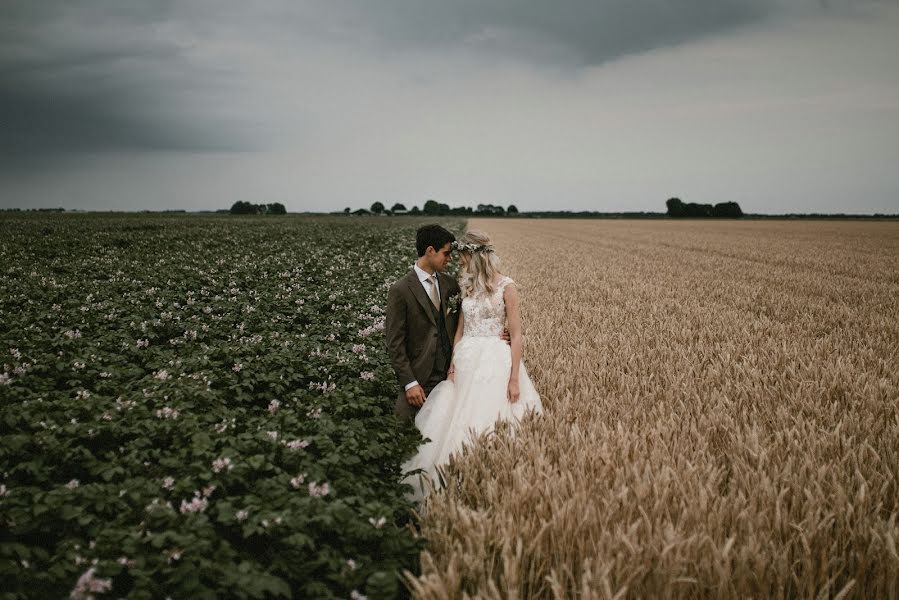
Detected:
left=461, top=276, right=514, bottom=337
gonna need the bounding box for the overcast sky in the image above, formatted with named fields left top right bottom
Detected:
left=1, top=0, right=897, bottom=213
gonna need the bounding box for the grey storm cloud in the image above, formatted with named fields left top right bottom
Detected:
left=0, top=0, right=260, bottom=163
left=0, top=0, right=847, bottom=161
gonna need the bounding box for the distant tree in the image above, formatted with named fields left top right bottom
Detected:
left=437, top=203, right=450, bottom=215
left=475, top=204, right=505, bottom=215
left=343, top=207, right=351, bottom=214
left=684, top=202, right=713, bottom=217
left=266, top=202, right=286, bottom=215
left=391, top=203, right=407, bottom=213
left=666, top=198, right=685, bottom=217
left=409, top=205, right=421, bottom=215
left=371, top=202, right=385, bottom=214
left=507, top=204, right=519, bottom=215
left=230, top=201, right=257, bottom=215
left=423, top=200, right=440, bottom=215
left=712, top=202, right=743, bottom=218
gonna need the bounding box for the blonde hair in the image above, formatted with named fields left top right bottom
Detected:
left=457, top=230, right=503, bottom=297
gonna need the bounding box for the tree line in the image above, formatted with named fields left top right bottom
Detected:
left=665, top=198, right=743, bottom=218
left=345, top=200, right=519, bottom=216
left=229, top=201, right=287, bottom=215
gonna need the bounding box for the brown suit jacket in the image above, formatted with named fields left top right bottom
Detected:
left=385, top=269, right=461, bottom=400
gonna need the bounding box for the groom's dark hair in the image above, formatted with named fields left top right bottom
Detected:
left=416, top=224, right=455, bottom=257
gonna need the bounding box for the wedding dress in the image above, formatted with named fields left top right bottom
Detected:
left=401, top=276, right=543, bottom=503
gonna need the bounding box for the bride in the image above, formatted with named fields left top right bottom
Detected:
left=401, top=230, right=544, bottom=502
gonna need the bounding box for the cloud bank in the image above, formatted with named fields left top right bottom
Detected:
left=1, top=0, right=897, bottom=212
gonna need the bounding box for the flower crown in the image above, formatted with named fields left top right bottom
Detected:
left=452, top=240, right=495, bottom=253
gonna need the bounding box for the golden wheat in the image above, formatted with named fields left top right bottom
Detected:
left=404, top=219, right=899, bottom=599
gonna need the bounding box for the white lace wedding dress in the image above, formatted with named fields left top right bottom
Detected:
left=401, top=276, right=543, bottom=502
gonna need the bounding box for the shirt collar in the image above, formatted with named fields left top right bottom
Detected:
left=413, top=263, right=437, bottom=283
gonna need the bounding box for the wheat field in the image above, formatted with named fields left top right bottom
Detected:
left=404, top=219, right=899, bottom=599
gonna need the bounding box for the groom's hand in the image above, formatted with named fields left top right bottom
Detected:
left=500, top=328, right=511, bottom=345
left=406, top=384, right=426, bottom=407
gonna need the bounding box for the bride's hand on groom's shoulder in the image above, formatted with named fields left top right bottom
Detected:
left=507, top=378, right=520, bottom=403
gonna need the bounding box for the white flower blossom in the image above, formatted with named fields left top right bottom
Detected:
left=66, top=479, right=80, bottom=490
left=211, top=457, right=233, bottom=473
left=155, top=407, right=179, bottom=420
left=368, top=516, right=387, bottom=529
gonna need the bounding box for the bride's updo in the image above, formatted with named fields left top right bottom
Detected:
left=455, top=230, right=503, bottom=297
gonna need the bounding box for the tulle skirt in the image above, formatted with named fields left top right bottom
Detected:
left=400, top=335, right=543, bottom=503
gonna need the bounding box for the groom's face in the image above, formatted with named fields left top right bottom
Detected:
left=428, top=243, right=453, bottom=272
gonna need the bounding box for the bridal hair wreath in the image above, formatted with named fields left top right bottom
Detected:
left=456, top=230, right=504, bottom=297
left=452, top=240, right=495, bottom=253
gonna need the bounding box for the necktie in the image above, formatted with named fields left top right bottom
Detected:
left=427, top=274, right=440, bottom=309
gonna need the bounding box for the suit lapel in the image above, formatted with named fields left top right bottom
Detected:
left=405, top=270, right=437, bottom=326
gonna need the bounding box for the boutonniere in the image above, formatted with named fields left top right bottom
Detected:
left=446, top=292, right=461, bottom=315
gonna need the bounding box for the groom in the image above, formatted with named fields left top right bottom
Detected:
left=385, top=224, right=460, bottom=421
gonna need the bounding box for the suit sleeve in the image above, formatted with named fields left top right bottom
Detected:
left=385, top=283, right=416, bottom=389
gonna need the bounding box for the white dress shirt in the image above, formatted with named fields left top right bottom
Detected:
left=405, top=263, right=441, bottom=391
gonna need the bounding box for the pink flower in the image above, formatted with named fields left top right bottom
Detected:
left=211, top=457, right=233, bottom=473
left=179, top=494, right=209, bottom=514
left=284, top=439, right=310, bottom=451
left=308, top=481, right=330, bottom=498
left=70, top=567, right=112, bottom=599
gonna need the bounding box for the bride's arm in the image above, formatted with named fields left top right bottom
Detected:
left=448, top=311, right=464, bottom=381
left=504, top=284, right=522, bottom=402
